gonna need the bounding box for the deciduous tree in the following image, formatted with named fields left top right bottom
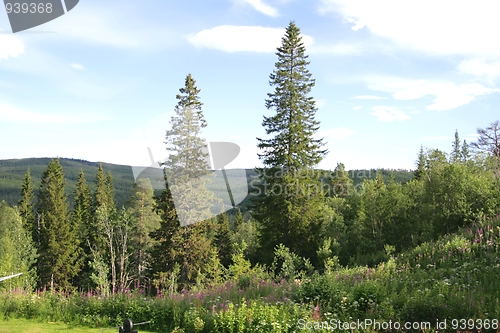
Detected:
left=471, top=120, right=500, bottom=158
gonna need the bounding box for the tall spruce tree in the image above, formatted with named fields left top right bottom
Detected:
left=253, top=21, right=328, bottom=263
left=151, top=74, right=215, bottom=288
left=164, top=73, right=216, bottom=227
left=37, top=159, right=82, bottom=290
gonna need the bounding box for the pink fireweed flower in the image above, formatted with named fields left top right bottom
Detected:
left=312, top=303, right=321, bottom=320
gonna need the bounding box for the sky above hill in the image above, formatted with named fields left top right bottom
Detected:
left=1, top=0, right=499, bottom=170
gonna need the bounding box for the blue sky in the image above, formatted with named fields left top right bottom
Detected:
left=1, top=0, right=499, bottom=171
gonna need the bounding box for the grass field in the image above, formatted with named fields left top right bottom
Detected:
left=0, top=319, right=156, bottom=333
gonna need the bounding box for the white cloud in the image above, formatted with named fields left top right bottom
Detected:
left=370, top=106, right=411, bottom=122
left=353, top=106, right=362, bottom=110
left=244, top=0, right=279, bottom=17
left=346, top=18, right=365, bottom=31
left=188, top=25, right=313, bottom=53
left=459, top=58, right=500, bottom=79
left=0, top=102, right=111, bottom=123
left=407, top=106, right=421, bottom=114
left=0, top=34, right=24, bottom=60
left=316, top=99, right=327, bottom=107
left=352, top=95, right=386, bottom=100
left=422, top=136, right=453, bottom=141
left=317, top=0, right=500, bottom=56
left=365, top=76, right=500, bottom=111
left=70, top=63, right=86, bottom=70
left=318, top=127, right=356, bottom=140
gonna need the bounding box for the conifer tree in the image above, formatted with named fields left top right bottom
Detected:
left=414, top=145, right=427, bottom=181
left=37, top=159, right=82, bottom=290
left=234, top=208, right=244, bottom=231
left=252, top=21, right=328, bottom=263
left=257, top=21, right=327, bottom=170
left=73, top=170, right=93, bottom=242
left=127, top=178, right=161, bottom=288
left=164, top=73, right=216, bottom=227
left=450, top=130, right=462, bottom=163
left=19, top=169, right=35, bottom=243
left=94, top=164, right=115, bottom=211
left=105, top=171, right=115, bottom=208
left=150, top=179, right=180, bottom=280
left=213, top=211, right=232, bottom=268
left=328, top=163, right=353, bottom=197
left=375, top=171, right=385, bottom=189
left=94, top=164, right=107, bottom=208
left=151, top=74, right=215, bottom=288
left=72, top=170, right=93, bottom=289
left=461, top=139, right=470, bottom=162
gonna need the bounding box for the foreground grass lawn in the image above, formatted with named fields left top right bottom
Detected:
left=0, top=318, right=157, bottom=333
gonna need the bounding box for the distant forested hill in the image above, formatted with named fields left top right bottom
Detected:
left=0, top=158, right=136, bottom=208
left=0, top=158, right=414, bottom=208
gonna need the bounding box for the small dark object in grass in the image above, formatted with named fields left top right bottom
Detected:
left=119, top=318, right=137, bottom=333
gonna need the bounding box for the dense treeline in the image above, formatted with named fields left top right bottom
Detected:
left=0, top=22, right=499, bottom=308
